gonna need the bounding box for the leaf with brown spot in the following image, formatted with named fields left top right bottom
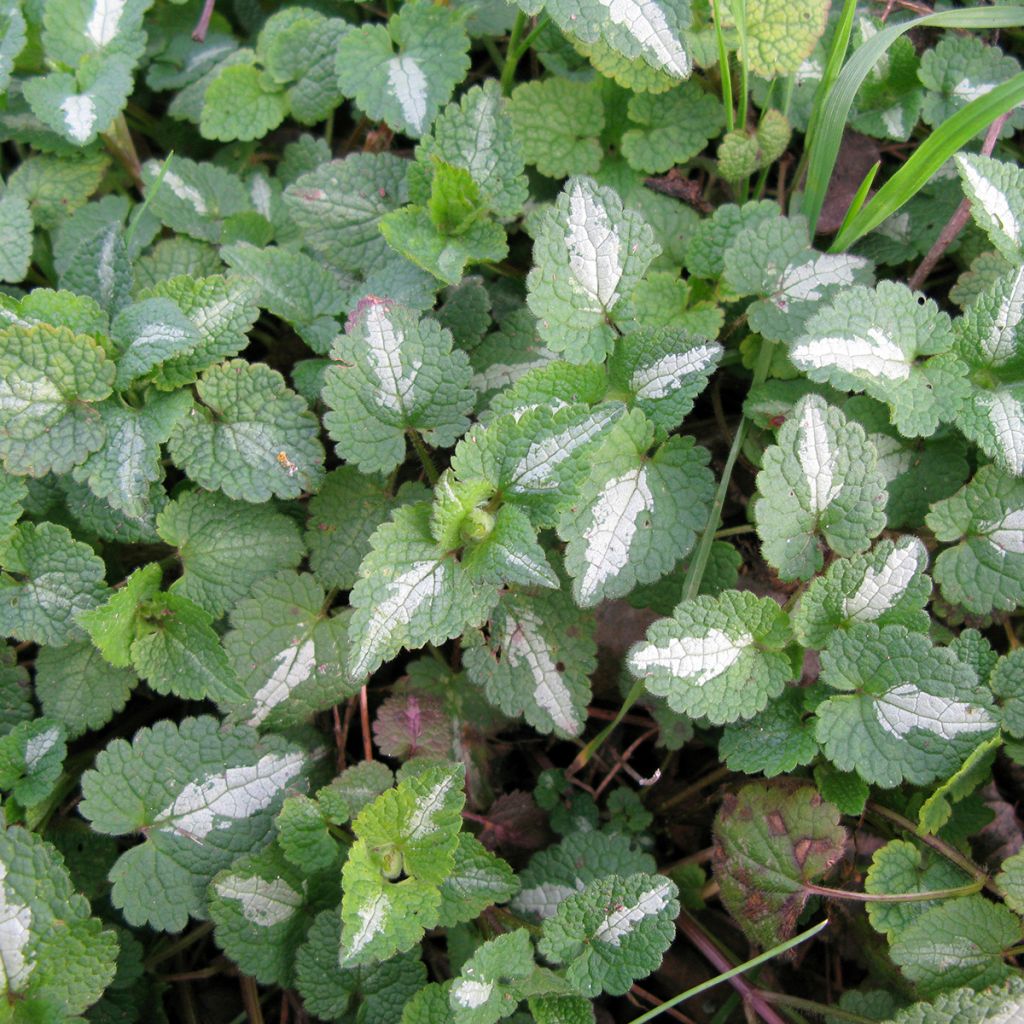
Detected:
left=712, top=778, right=847, bottom=949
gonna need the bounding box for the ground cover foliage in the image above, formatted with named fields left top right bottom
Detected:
left=4, top=0, right=1024, bottom=1020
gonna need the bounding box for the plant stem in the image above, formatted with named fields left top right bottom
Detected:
left=683, top=338, right=775, bottom=603
left=639, top=912, right=827, bottom=1024
left=907, top=111, right=1010, bottom=290
left=756, top=992, right=877, bottom=1023
left=408, top=428, right=440, bottom=484
left=144, top=922, right=215, bottom=971
left=714, top=523, right=755, bottom=538
left=711, top=0, right=735, bottom=132
left=359, top=685, right=373, bottom=761
left=867, top=802, right=1000, bottom=896
left=102, top=113, right=144, bottom=189
left=239, top=975, right=265, bottom=1024
left=192, top=0, right=216, bottom=41
left=500, top=12, right=528, bottom=95
left=804, top=878, right=983, bottom=902
left=657, top=764, right=731, bottom=812
left=572, top=341, right=775, bottom=774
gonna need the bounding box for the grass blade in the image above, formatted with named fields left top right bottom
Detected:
left=627, top=918, right=830, bottom=1024
left=801, top=6, right=1024, bottom=236
left=830, top=72, right=1024, bottom=251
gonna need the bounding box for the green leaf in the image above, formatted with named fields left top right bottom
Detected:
left=527, top=177, right=660, bottom=363
left=6, top=153, right=109, bottom=232
left=712, top=780, right=846, bottom=948
left=0, top=521, right=106, bottom=646
left=282, top=153, right=414, bottom=276
left=167, top=359, right=325, bottom=501
left=955, top=153, right=1024, bottom=264
left=258, top=10, right=348, bottom=124
left=418, top=80, right=529, bottom=220
left=754, top=394, right=888, bottom=580
left=381, top=192, right=509, bottom=286
left=137, top=273, right=261, bottom=388
left=997, top=847, right=1024, bottom=916
left=684, top=200, right=780, bottom=280
left=814, top=624, right=998, bottom=788
left=296, top=910, right=426, bottom=1022
left=24, top=54, right=135, bottom=147
left=0, top=717, right=66, bottom=807
left=0, top=193, right=32, bottom=284
left=80, top=716, right=311, bottom=931
left=791, top=536, right=931, bottom=647
left=559, top=410, right=714, bottom=605
left=926, top=465, right=1024, bottom=615
left=323, top=298, right=474, bottom=474
left=223, top=571, right=357, bottom=730
left=508, top=79, right=605, bottom=179
left=450, top=928, right=535, bottom=1023
left=110, top=298, right=203, bottom=389
left=621, top=82, right=725, bottom=174
left=347, top=503, right=499, bottom=682
left=437, top=833, right=519, bottom=927
left=789, top=281, right=961, bottom=438
left=735, top=0, right=828, bottom=77
left=537, top=873, right=679, bottom=997
left=129, top=590, right=244, bottom=704
left=0, top=3, right=26, bottom=93
left=78, top=562, right=163, bottom=669
left=200, top=62, right=289, bottom=142
left=463, top=588, right=597, bottom=739
left=812, top=763, right=869, bottom=817
left=849, top=27, right=922, bottom=143
left=723, top=216, right=874, bottom=342
left=140, top=156, right=251, bottom=245
left=605, top=327, right=723, bottom=432
left=949, top=265, right=1024, bottom=478
left=57, top=215, right=133, bottom=316
left=0, top=825, right=118, bottom=1016
left=450, top=403, right=626, bottom=528
left=41, top=0, right=148, bottom=65
left=335, top=1, right=471, bottom=138
left=306, top=469, right=429, bottom=592
left=276, top=794, right=341, bottom=875
left=864, top=840, right=971, bottom=941
left=529, top=995, right=596, bottom=1024
left=221, top=242, right=347, bottom=353
left=515, top=0, right=692, bottom=80
left=919, top=35, right=1023, bottom=139
left=340, top=762, right=466, bottom=964
left=0, top=323, right=115, bottom=477
left=719, top=689, right=819, bottom=778
left=209, top=841, right=329, bottom=987
left=72, top=390, right=191, bottom=523
left=34, top=638, right=137, bottom=740
left=317, top=760, right=395, bottom=825
left=515, top=831, right=656, bottom=920
left=627, top=590, right=793, bottom=724
left=889, top=896, right=1019, bottom=997
left=878, top=978, right=1024, bottom=1024
left=461, top=503, right=561, bottom=590
left=156, top=488, right=305, bottom=618
left=918, top=733, right=1003, bottom=836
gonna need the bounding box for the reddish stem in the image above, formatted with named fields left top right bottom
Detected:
left=192, top=0, right=216, bottom=41
left=360, top=686, right=373, bottom=761
left=675, top=912, right=790, bottom=1024
left=594, top=727, right=659, bottom=798
left=908, top=111, right=1010, bottom=291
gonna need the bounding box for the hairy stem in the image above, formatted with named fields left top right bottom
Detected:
left=867, top=802, right=1000, bottom=896
left=757, top=992, right=877, bottom=1024
left=804, top=878, right=984, bottom=902
left=408, top=428, right=440, bottom=484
